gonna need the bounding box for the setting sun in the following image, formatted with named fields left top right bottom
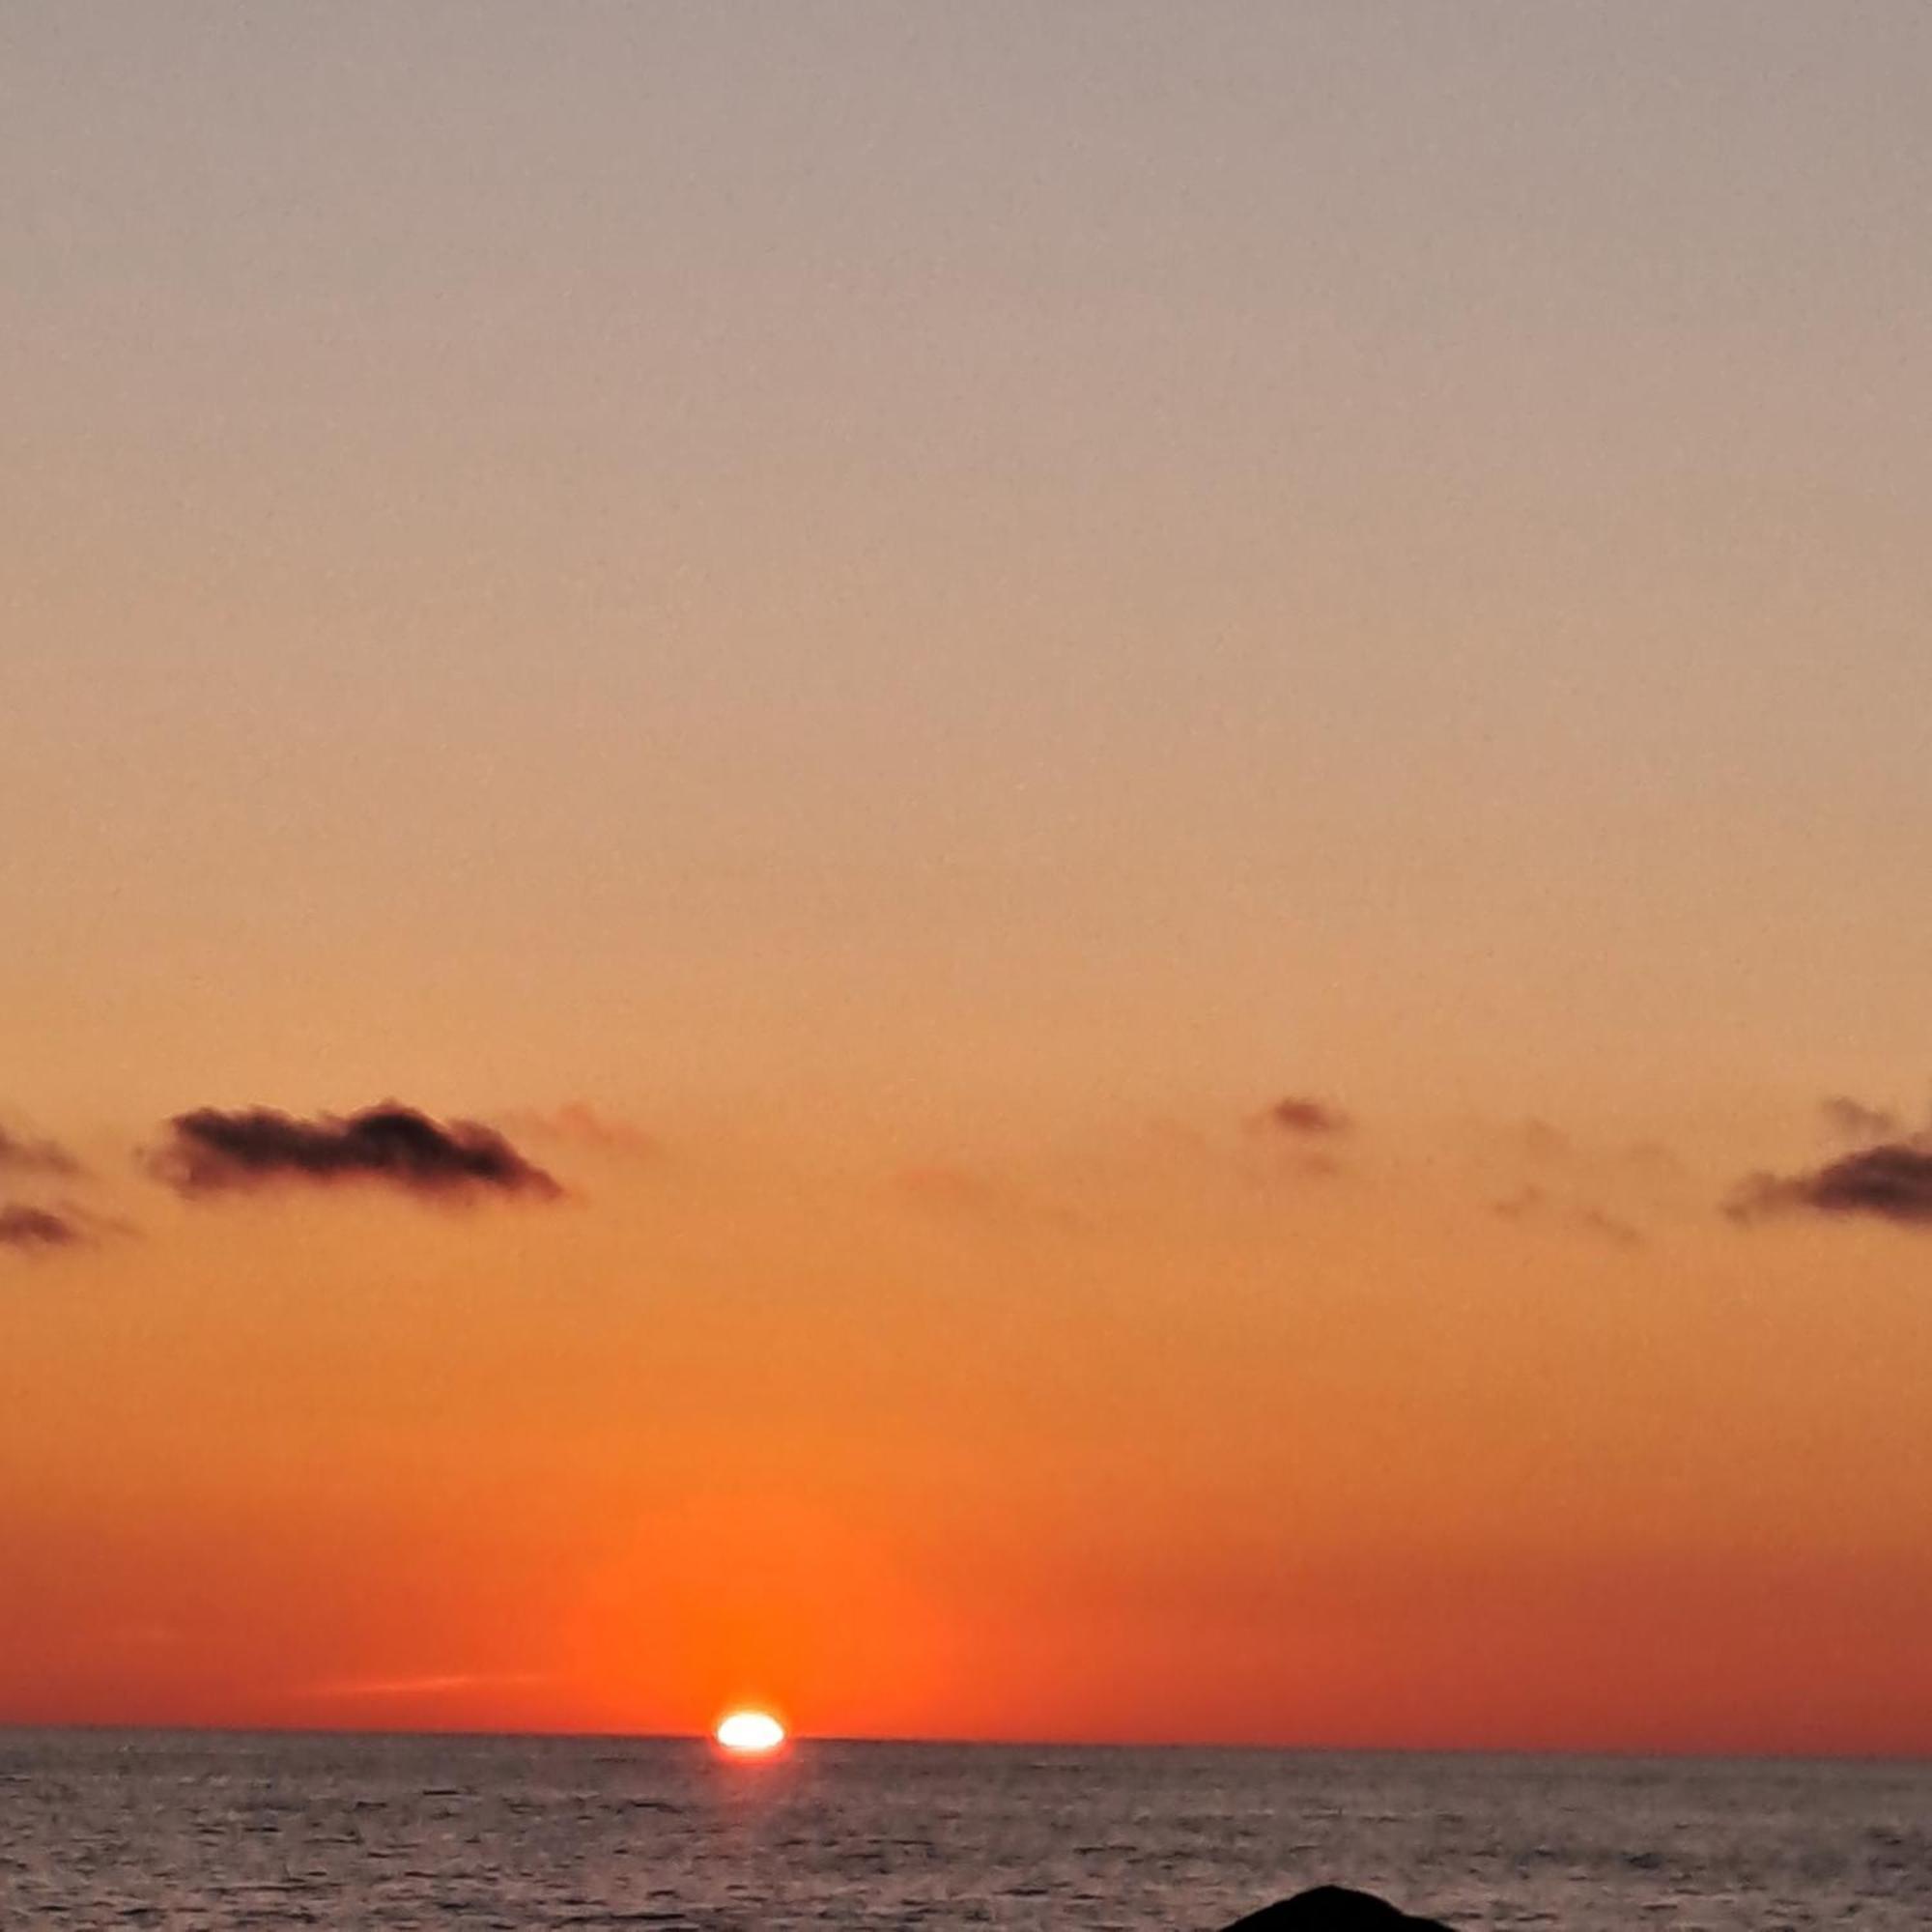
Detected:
left=713, top=1711, right=786, bottom=1755
left=8, top=7, right=1932, bottom=1928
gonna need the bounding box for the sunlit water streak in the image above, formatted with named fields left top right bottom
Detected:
left=2, top=1731, right=1927, bottom=1928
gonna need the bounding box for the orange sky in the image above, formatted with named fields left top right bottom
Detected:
left=5, top=1106, right=1929, bottom=1753
left=4, top=4, right=1930, bottom=1754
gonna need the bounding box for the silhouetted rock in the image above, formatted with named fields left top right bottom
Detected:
left=1219, top=1886, right=1450, bottom=1932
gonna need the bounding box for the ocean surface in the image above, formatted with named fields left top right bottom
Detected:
left=2, top=1731, right=1927, bottom=1930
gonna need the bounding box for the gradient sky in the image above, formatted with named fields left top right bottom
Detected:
left=4, top=4, right=1930, bottom=1754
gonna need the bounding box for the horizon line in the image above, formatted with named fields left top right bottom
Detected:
left=4, top=1719, right=1927, bottom=1769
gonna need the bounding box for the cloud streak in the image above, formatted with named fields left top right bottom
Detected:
left=300, top=1669, right=551, bottom=1700
left=150, top=1104, right=562, bottom=1203
left=1255, top=1096, right=1351, bottom=1137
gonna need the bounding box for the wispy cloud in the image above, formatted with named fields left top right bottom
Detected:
left=1242, top=1095, right=1353, bottom=1179
left=890, top=1164, right=1083, bottom=1234
left=1492, top=1186, right=1643, bottom=1250
left=0, top=1202, right=85, bottom=1255
left=513, top=1101, right=660, bottom=1159
left=0, top=1127, right=82, bottom=1179
left=149, top=1104, right=562, bottom=1203
left=1516, top=1118, right=1572, bottom=1163
left=1818, top=1094, right=1902, bottom=1142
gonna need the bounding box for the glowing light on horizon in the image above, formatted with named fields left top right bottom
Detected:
left=713, top=1710, right=786, bottom=1754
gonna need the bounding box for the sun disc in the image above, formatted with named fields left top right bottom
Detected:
left=714, top=1710, right=786, bottom=1754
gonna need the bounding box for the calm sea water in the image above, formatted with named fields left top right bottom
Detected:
left=2, top=1731, right=1927, bottom=1930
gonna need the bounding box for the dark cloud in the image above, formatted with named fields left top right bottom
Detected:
left=1256, top=1096, right=1351, bottom=1137
left=150, top=1104, right=562, bottom=1203
left=1818, top=1094, right=1901, bottom=1142
left=0, top=1203, right=85, bottom=1254
left=0, top=1127, right=82, bottom=1178
left=1728, top=1140, right=1932, bottom=1230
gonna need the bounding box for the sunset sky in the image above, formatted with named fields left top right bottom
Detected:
left=4, top=4, right=1930, bottom=1756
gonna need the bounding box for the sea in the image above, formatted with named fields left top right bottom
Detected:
left=2, top=1731, right=1927, bottom=1930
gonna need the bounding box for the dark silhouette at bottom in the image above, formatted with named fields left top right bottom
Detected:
left=1220, top=1886, right=1451, bottom=1932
